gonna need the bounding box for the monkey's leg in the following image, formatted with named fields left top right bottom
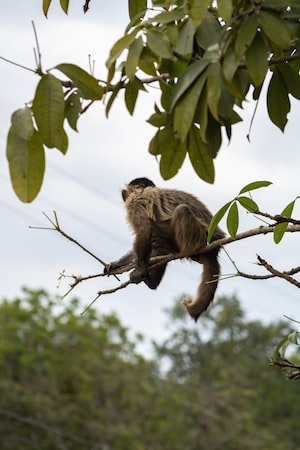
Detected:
left=171, top=204, right=208, bottom=256
left=143, top=236, right=177, bottom=289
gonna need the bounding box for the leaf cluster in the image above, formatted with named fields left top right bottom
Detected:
left=5, top=0, right=300, bottom=202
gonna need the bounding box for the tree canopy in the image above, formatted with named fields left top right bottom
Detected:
left=3, top=0, right=300, bottom=201
left=1, top=288, right=300, bottom=449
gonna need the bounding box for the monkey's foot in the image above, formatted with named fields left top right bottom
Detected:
left=129, top=268, right=146, bottom=284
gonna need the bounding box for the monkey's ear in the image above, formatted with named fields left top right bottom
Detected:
left=122, top=189, right=128, bottom=202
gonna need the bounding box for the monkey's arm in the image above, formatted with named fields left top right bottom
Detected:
left=104, top=251, right=135, bottom=275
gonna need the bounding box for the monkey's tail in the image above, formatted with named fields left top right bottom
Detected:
left=183, top=250, right=220, bottom=321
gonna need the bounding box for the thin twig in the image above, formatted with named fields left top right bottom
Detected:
left=30, top=211, right=119, bottom=280
left=81, top=280, right=131, bottom=314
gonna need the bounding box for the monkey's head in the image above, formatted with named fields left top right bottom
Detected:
left=122, top=177, right=155, bottom=201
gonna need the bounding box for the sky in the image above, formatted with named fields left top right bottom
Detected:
left=0, top=0, right=299, bottom=350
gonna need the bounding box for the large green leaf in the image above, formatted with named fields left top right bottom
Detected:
left=32, top=74, right=67, bottom=152
left=170, top=59, right=210, bottom=110
left=235, top=14, right=257, bottom=57
left=6, top=127, right=45, bottom=203
left=239, top=180, right=272, bottom=194
left=207, top=200, right=232, bottom=242
left=207, top=62, right=221, bottom=120
left=59, top=0, right=69, bottom=14
left=55, top=63, right=103, bottom=100
left=188, top=125, right=214, bottom=183
left=274, top=199, right=296, bottom=244
left=184, top=0, right=211, bottom=28
left=11, top=107, right=34, bottom=140
left=124, top=81, right=139, bottom=115
left=246, top=31, right=269, bottom=86
left=128, top=0, right=147, bottom=20
left=159, top=130, right=186, bottom=179
left=174, top=19, right=194, bottom=56
left=260, top=11, right=291, bottom=49
left=43, top=0, right=52, bottom=17
left=106, top=31, right=138, bottom=68
left=217, top=0, right=233, bottom=23
left=125, top=37, right=144, bottom=81
left=195, top=12, right=221, bottom=50
left=267, top=70, right=290, bottom=131
left=278, top=64, right=300, bottom=100
left=146, top=29, right=174, bottom=59
left=173, top=73, right=206, bottom=142
left=227, top=201, right=239, bottom=238
left=65, top=91, right=81, bottom=131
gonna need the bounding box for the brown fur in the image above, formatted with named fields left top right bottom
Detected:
left=108, top=178, right=225, bottom=321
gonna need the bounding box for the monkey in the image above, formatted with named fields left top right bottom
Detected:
left=105, top=177, right=225, bottom=321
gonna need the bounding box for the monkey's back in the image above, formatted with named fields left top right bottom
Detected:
left=125, top=186, right=224, bottom=241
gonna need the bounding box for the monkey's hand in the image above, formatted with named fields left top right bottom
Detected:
left=103, top=264, right=112, bottom=276
left=129, top=268, right=146, bottom=284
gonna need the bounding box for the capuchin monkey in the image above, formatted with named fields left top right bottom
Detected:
left=105, top=178, right=225, bottom=321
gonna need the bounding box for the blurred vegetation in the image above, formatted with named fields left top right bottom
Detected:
left=0, top=288, right=300, bottom=449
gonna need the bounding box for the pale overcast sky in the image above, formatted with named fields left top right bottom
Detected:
left=1, top=1, right=299, bottom=347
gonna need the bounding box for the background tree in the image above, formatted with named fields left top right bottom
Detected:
left=0, top=288, right=300, bottom=449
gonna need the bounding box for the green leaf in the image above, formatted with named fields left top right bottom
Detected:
left=125, top=81, right=139, bottom=115
left=217, top=0, right=233, bottom=24
left=235, top=15, right=257, bottom=57
left=125, top=37, right=144, bottom=81
left=11, top=107, right=34, bottom=140
left=222, top=43, right=241, bottom=83
left=105, top=82, right=123, bottom=117
left=227, top=201, right=239, bottom=238
left=278, top=64, right=300, bottom=100
left=174, top=19, right=194, bottom=56
left=195, top=12, right=221, bottom=50
left=55, top=63, right=103, bottom=100
left=188, top=125, right=214, bottom=183
left=170, top=59, right=210, bottom=110
left=65, top=91, right=81, bottom=131
left=149, top=127, right=171, bottom=156
left=274, top=199, right=296, bottom=244
left=60, top=0, right=69, bottom=14
left=207, top=62, right=221, bottom=120
left=267, top=70, right=290, bottom=132
left=106, top=31, right=138, bottom=68
left=260, top=11, right=291, bottom=49
left=237, top=196, right=258, bottom=213
left=184, top=0, right=211, bottom=28
left=208, top=201, right=232, bottom=242
left=147, top=111, right=167, bottom=128
left=158, top=128, right=186, bottom=179
left=152, top=9, right=185, bottom=24
left=205, top=113, right=221, bottom=158
left=239, top=180, right=272, bottom=194
left=128, top=0, right=147, bottom=20
left=43, top=0, right=52, bottom=17
left=6, top=126, right=45, bottom=203
left=146, top=29, right=173, bottom=59
left=173, top=73, right=206, bottom=142
left=246, top=31, right=269, bottom=86
left=32, top=74, right=66, bottom=152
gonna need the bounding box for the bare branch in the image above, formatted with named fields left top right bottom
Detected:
left=81, top=280, right=131, bottom=315
left=257, top=256, right=300, bottom=288
left=30, top=211, right=119, bottom=280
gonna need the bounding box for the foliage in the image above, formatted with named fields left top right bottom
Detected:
left=3, top=0, right=300, bottom=201
left=1, top=288, right=300, bottom=449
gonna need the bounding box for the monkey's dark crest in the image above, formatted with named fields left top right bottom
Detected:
left=107, top=178, right=225, bottom=321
